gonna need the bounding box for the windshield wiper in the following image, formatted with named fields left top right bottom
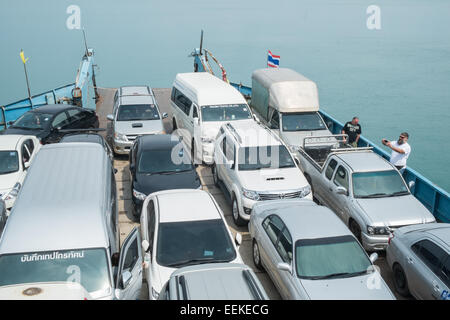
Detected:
left=358, top=193, right=389, bottom=199
left=387, top=191, right=410, bottom=197
left=310, top=270, right=368, bottom=280
left=165, top=257, right=217, bottom=268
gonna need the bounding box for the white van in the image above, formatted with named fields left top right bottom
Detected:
left=0, top=143, right=142, bottom=300
left=170, top=72, right=257, bottom=164
left=251, top=68, right=333, bottom=153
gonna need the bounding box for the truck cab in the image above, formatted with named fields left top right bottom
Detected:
left=250, top=68, right=333, bottom=153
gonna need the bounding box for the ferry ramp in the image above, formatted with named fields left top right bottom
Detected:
left=96, top=87, right=409, bottom=301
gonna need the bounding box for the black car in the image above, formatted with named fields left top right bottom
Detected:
left=60, top=131, right=113, bottom=161
left=3, top=104, right=99, bottom=144
left=129, top=134, right=201, bottom=217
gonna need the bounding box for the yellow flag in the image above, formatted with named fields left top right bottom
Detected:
left=20, top=50, right=29, bottom=64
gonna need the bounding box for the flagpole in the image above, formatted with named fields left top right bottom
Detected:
left=20, top=49, right=32, bottom=101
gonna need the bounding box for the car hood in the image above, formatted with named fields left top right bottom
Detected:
left=201, top=119, right=255, bottom=140
left=0, top=172, right=20, bottom=196
left=154, top=265, right=176, bottom=293
left=281, top=129, right=334, bottom=147
left=115, top=120, right=163, bottom=135
left=134, top=170, right=201, bottom=195
left=300, top=273, right=395, bottom=300
left=355, top=195, right=436, bottom=227
left=239, top=167, right=309, bottom=191
left=3, top=128, right=45, bottom=138
left=0, top=282, right=92, bottom=300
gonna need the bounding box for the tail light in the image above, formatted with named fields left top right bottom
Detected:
left=388, top=232, right=394, bottom=245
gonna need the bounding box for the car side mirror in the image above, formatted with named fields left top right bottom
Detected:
left=277, top=262, right=292, bottom=274
left=294, top=157, right=300, bottom=166
left=121, top=270, right=133, bottom=289
left=326, top=121, right=333, bottom=129
left=226, top=159, right=234, bottom=169
left=252, top=114, right=260, bottom=123
left=7, top=121, right=14, bottom=126
left=107, top=114, right=114, bottom=121
left=369, top=252, right=378, bottom=263
left=408, top=181, right=415, bottom=189
left=235, top=233, right=242, bottom=246
left=336, top=186, right=348, bottom=196
left=24, top=161, right=30, bottom=169
left=193, top=117, right=199, bottom=126
left=162, top=112, right=168, bottom=119
left=142, top=239, right=150, bottom=253
left=129, top=164, right=135, bottom=173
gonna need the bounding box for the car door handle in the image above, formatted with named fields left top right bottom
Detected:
left=407, top=257, right=413, bottom=264
left=433, top=282, right=440, bottom=291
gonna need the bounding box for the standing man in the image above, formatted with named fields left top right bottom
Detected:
left=382, top=132, right=411, bottom=174
left=342, top=116, right=362, bottom=147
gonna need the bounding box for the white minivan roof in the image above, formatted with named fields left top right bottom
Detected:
left=174, top=72, right=247, bottom=107
left=252, top=68, right=319, bottom=112
left=0, top=143, right=111, bottom=254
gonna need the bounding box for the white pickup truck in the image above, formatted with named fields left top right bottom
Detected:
left=297, top=135, right=436, bottom=251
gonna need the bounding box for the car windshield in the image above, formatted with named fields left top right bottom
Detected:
left=0, top=151, right=19, bottom=174
left=352, top=170, right=409, bottom=198
left=201, top=104, right=252, bottom=122
left=117, top=104, right=160, bottom=121
left=295, top=235, right=372, bottom=279
left=138, top=146, right=194, bottom=174
left=0, top=249, right=111, bottom=295
left=238, top=145, right=295, bottom=170
left=282, top=112, right=327, bottom=131
left=11, top=112, right=52, bottom=130
left=156, top=219, right=236, bottom=267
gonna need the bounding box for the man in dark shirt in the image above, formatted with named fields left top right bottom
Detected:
left=342, top=116, right=361, bottom=147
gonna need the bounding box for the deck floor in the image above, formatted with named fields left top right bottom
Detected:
left=95, top=87, right=407, bottom=300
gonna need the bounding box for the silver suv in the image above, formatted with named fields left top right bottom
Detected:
left=107, top=86, right=167, bottom=154
left=212, top=121, right=311, bottom=226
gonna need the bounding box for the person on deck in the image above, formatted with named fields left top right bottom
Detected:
left=342, top=116, right=361, bottom=147
left=382, top=132, right=411, bottom=174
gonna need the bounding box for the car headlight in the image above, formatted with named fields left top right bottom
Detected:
left=367, top=226, right=389, bottom=235
left=201, top=137, right=214, bottom=143
left=242, top=188, right=260, bottom=201
left=299, top=185, right=311, bottom=198
left=4, top=182, right=21, bottom=201
left=132, top=189, right=146, bottom=201
left=151, top=287, right=160, bottom=300
left=114, top=132, right=127, bottom=141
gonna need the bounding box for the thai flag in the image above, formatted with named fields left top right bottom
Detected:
left=267, top=50, right=280, bottom=68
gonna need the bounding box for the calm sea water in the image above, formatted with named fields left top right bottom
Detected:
left=1, top=0, right=449, bottom=191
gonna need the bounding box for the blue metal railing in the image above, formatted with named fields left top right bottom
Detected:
left=230, top=82, right=450, bottom=223
left=0, top=49, right=96, bottom=131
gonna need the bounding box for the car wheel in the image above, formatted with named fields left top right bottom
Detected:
left=232, top=196, right=246, bottom=227
left=349, top=220, right=362, bottom=243
left=212, top=164, right=220, bottom=186
left=252, top=239, right=263, bottom=270
left=393, top=263, right=410, bottom=297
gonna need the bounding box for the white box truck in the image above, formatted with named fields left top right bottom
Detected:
left=250, top=68, right=335, bottom=154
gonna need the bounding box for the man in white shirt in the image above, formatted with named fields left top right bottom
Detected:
left=381, top=132, right=411, bottom=174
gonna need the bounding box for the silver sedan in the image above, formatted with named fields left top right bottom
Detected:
left=249, top=199, right=395, bottom=300
left=386, top=223, right=450, bottom=300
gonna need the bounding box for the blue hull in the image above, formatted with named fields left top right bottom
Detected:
left=229, top=82, right=450, bottom=223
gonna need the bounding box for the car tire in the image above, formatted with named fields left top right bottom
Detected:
left=212, top=164, right=220, bottom=186
left=393, top=263, right=411, bottom=297
left=232, top=196, right=246, bottom=227
left=252, top=239, right=263, bottom=271
left=349, top=220, right=362, bottom=243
